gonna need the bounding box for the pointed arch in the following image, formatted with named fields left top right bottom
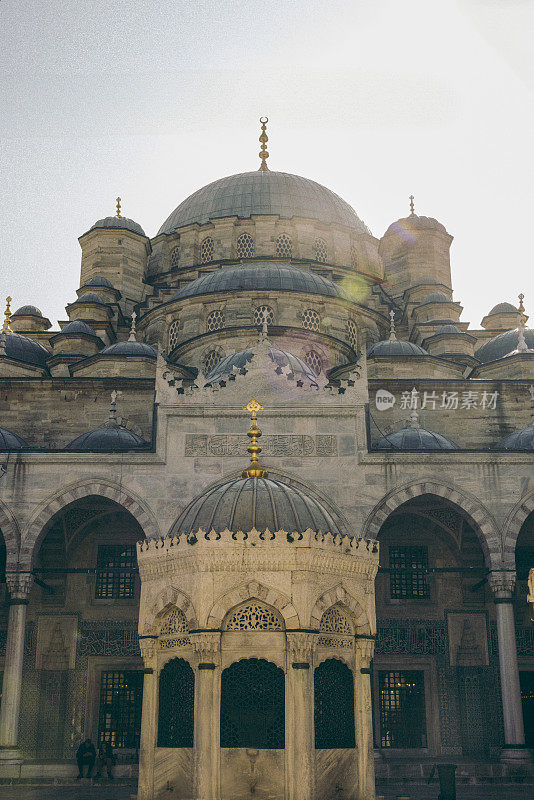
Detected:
left=20, top=478, right=160, bottom=569
left=207, top=580, right=299, bottom=628
left=503, top=490, right=534, bottom=567
left=0, top=498, right=21, bottom=568
left=142, top=586, right=198, bottom=635
left=310, top=584, right=370, bottom=634
left=362, top=480, right=501, bottom=568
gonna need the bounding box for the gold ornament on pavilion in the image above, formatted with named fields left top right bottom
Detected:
left=2, top=297, right=12, bottom=333
left=116, top=196, right=122, bottom=218
left=409, top=194, right=415, bottom=216
left=518, top=293, right=527, bottom=327
left=242, top=397, right=268, bottom=478
left=258, top=117, right=269, bottom=172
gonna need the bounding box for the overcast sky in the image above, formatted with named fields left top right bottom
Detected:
left=1, top=0, right=533, bottom=327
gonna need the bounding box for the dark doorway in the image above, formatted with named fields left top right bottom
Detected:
left=520, top=671, right=534, bottom=747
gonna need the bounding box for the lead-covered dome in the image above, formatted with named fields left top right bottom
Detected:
left=367, top=339, right=428, bottom=357
left=475, top=328, right=534, bottom=363
left=3, top=332, right=49, bottom=366
left=158, top=171, right=369, bottom=235
left=171, top=263, right=349, bottom=302
left=100, top=341, right=157, bottom=358
left=170, top=476, right=341, bottom=536
left=374, top=426, right=458, bottom=450
left=495, top=425, right=534, bottom=451
left=66, top=423, right=149, bottom=451
left=89, top=216, right=145, bottom=237
left=0, top=427, right=28, bottom=449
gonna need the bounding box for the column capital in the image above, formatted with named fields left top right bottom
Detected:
left=5, top=571, right=33, bottom=601
left=190, top=631, right=221, bottom=664
left=286, top=631, right=316, bottom=663
left=356, top=637, right=375, bottom=668
left=138, top=635, right=157, bottom=664
left=489, top=570, right=516, bottom=600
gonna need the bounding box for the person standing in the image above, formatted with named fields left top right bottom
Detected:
left=75, top=738, right=96, bottom=779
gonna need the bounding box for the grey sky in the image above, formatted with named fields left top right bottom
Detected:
left=1, top=0, right=533, bottom=327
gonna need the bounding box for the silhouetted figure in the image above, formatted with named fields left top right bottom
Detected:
left=75, top=738, right=96, bottom=779
left=94, top=740, right=115, bottom=781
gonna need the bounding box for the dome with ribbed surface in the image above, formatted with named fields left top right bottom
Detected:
left=12, top=305, right=42, bottom=317
left=386, top=215, right=447, bottom=236
left=0, top=427, right=28, bottom=449
left=89, top=216, right=145, bottom=236
left=495, top=425, right=534, bottom=451
left=100, top=341, right=157, bottom=358
left=158, top=171, right=369, bottom=235
left=475, top=329, right=534, bottom=363
left=205, top=345, right=318, bottom=385
left=488, top=302, right=517, bottom=316
left=170, top=476, right=341, bottom=536
left=171, top=263, right=349, bottom=302
left=3, top=332, right=49, bottom=366
left=374, top=426, right=458, bottom=450
left=367, top=339, right=428, bottom=357
left=65, top=423, right=149, bottom=452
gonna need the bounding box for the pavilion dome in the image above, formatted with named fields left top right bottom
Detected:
left=495, top=425, right=534, bottom=451
left=12, top=305, right=43, bottom=318
left=205, top=345, right=318, bottom=385
left=488, top=302, right=517, bottom=316
left=170, top=475, right=342, bottom=536
left=65, top=422, right=149, bottom=452
left=89, top=216, right=145, bottom=237
left=59, top=320, right=98, bottom=337
left=3, top=332, right=49, bottom=366
left=385, top=215, right=447, bottom=236
left=158, top=171, right=370, bottom=235
left=367, top=339, right=428, bottom=357
left=475, top=328, right=534, bottom=363
left=374, top=415, right=458, bottom=451
left=100, top=341, right=157, bottom=358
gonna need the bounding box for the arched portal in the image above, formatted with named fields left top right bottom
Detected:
left=157, top=658, right=194, bottom=747
left=314, top=658, right=355, bottom=748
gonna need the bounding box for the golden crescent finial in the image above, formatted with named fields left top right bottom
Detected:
left=519, top=293, right=527, bottom=327
left=409, top=195, right=415, bottom=216
left=258, top=117, right=270, bottom=172
left=3, top=297, right=12, bottom=333
left=116, top=197, right=122, bottom=218
left=242, top=397, right=268, bottom=478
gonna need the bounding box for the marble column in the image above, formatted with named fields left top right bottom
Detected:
left=489, top=571, right=530, bottom=762
left=137, top=636, right=158, bottom=800
left=285, top=632, right=315, bottom=800
left=355, top=637, right=376, bottom=800
left=0, top=572, right=33, bottom=762
left=191, top=632, right=221, bottom=800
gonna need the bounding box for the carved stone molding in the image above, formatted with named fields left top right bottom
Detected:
left=5, top=571, right=33, bottom=601
left=139, top=636, right=157, bottom=664
left=488, top=570, right=516, bottom=600
left=190, top=631, right=221, bottom=664
left=286, top=632, right=316, bottom=663
left=356, top=637, right=375, bottom=667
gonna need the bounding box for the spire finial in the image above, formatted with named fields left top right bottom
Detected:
left=242, top=397, right=268, bottom=479
left=129, top=311, right=137, bottom=342
left=116, top=197, right=122, bottom=218
left=409, top=195, right=415, bottom=216
left=258, top=117, right=270, bottom=172
left=3, top=297, right=12, bottom=333
left=519, top=293, right=527, bottom=327
left=389, top=309, right=397, bottom=341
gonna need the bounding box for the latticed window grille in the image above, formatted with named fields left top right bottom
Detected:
left=315, top=237, right=328, bottom=263
left=220, top=658, right=285, bottom=748
left=314, top=659, right=355, bottom=748
left=320, top=605, right=353, bottom=634
left=206, top=309, right=225, bottom=332
left=98, top=670, right=143, bottom=748
left=200, top=236, right=214, bottom=263
left=168, top=319, right=181, bottom=351
left=302, top=308, right=320, bottom=331
left=158, top=607, right=190, bottom=648
left=170, top=245, right=180, bottom=268
left=304, top=350, right=322, bottom=375
left=157, top=659, right=194, bottom=747
left=253, top=306, right=274, bottom=327
left=95, top=545, right=136, bottom=599
left=378, top=670, right=427, bottom=748
left=350, top=245, right=358, bottom=269
left=203, top=349, right=223, bottom=375
left=346, top=319, right=358, bottom=350
left=276, top=233, right=292, bottom=258
left=237, top=232, right=254, bottom=258
left=389, top=546, right=430, bottom=599
left=224, top=601, right=283, bottom=631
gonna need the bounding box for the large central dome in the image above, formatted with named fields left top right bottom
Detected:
left=158, top=171, right=369, bottom=235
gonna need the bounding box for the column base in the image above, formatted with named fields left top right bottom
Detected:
left=0, top=748, right=23, bottom=779
left=500, top=745, right=532, bottom=764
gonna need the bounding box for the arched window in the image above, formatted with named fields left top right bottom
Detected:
left=168, top=319, right=182, bottom=351
left=224, top=600, right=283, bottom=631
left=237, top=232, right=254, bottom=259
left=276, top=234, right=292, bottom=258
left=314, top=659, right=355, bottom=748
left=304, top=350, right=322, bottom=375
left=317, top=604, right=354, bottom=647
left=200, top=236, right=214, bottom=264
left=203, top=348, right=223, bottom=375
left=170, top=245, right=180, bottom=268
left=220, top=658, right=285, bottom=748
left=157, top=658, right=194, bottom=747
left=314, top=237, right=327, bottom=263
left=206, top=309, right=225, bottom=332
left=346, top=319, right=357, bottom=350
left=302, top=308, right=320, bottom=331
left=254, top=305, right=274, bottom=327
left=158, top=607, right=190, bottom=649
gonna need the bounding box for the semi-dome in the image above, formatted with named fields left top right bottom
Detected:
left=170, top=475, right=342, bottom=536
left=0, top=427, right=28, bottom=449
left=374, top=425, right=458, bottom=450
left=100, top=341, right=157, bottom=358
left=158, top=171, right=369, bottom=235
left=488, top=302, right=517, bottom=316
left=367, top=339, right=428, bottom=357
left=495, top=425, right=534, bottom=451
left=12, top=305, right=43, bottom=317
left=66, top=423, right=149, bottom=451
left=73, top=293, right=107, bottom=305
left=205, top=346, right=318, bottom=385
left=89, top=216, right=145, bottom=237
left=83, top=276, right=115, bottom=289
left=3, top=332, right=49, bottom=366
left=171, top=263, right=349, bottom=302
left=59, top=320, right=98, bottom=336
left=475, top=328, right=534, bottom=363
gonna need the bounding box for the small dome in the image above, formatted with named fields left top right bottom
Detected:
left=488, top=302, right=517, bottom=316
left=475, top=329, right=534, bottom=363
left=158, top=171, right=369, bottom=235
left=100, top=341, right=157, bottom=358
left=436, top=324, right=461, bottom=335
left=3, top=332, right=49, bottom=366
left=367, top=339, right=428, bottom=357
left=0, top=427, right=28, bottom=449
left=419, top=292, right=450, bottom=305
left=12, top=305, right=42, bottom=317
left=66, top=424, right=148, bottom=452
left=90, top=216, right=145, bottom=237
left=170, top=476, right=341, bottom=536
left=59, top=320, right=98, bottom=336
left=83, top=276, right=115, bottom=289
left=205, top=346, right=318, bottom=385
left=374, top=426, right=458, bottom=450
left=73, top=293, right=107, bottom=305
left=386, top=216, right=447, bottom=236
left=495, top=425, right=534, bottom=451
left=171, top=263, right=349, bottom=302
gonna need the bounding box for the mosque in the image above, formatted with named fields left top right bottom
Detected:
left=0, top=119, right=533, bottom=799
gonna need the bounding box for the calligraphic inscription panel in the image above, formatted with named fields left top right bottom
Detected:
left=184, top=434, right=339, bottom=457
